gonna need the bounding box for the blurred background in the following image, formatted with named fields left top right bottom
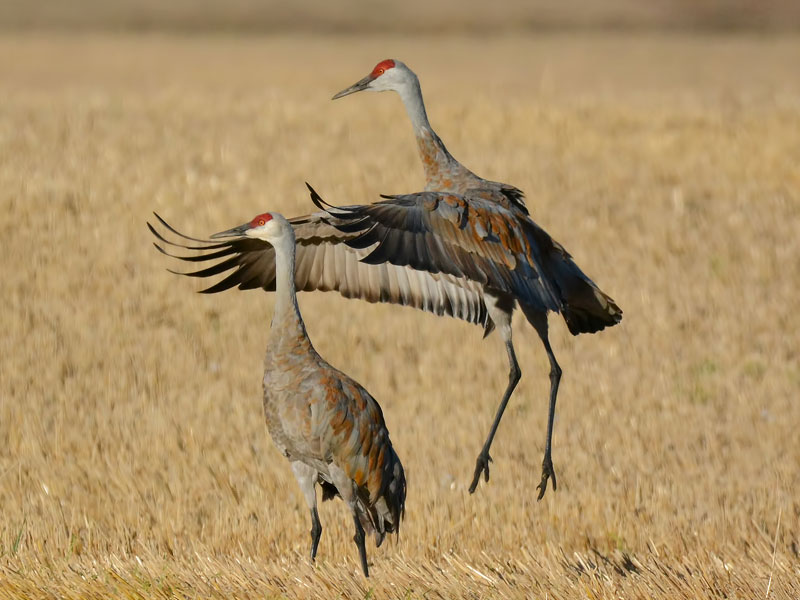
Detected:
left=2, top=0, right=800, bottom=32
left=1, top=2, right=799, bottom=599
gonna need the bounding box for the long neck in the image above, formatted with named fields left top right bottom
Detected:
left=270, top=232, right=309, bottom=348
left=397, top=76, right=465, bottom=188
left=397, top=76, right=431, bottom=134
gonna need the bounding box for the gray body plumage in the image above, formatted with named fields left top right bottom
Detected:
left=262, top=304, right=405, bottom=549
left=153, top=212, right=405, bottom=577
left=331, top=59, right=623, bottom=497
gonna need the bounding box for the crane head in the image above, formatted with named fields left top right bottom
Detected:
left=210, top=212, right=292, bottom=244
left=332, top=59, right=412, bottom=99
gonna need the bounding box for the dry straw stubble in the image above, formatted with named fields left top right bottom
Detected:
left=0, top=33, right=799, bottom=599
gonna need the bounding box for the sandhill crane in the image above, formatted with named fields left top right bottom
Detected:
left=306, top=185, right=622, bottom=499
left=149, top=181, right=622, bottom=500
left=333, top=61, right=621, bottom=498
left=155, top=211, right=406, bottom=577
left=332, top=59, right=528, bottom=214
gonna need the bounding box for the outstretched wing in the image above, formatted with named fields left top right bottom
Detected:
left=310, top=187, right=563, bottom=316
left=148, top=211, right=490, bottom=328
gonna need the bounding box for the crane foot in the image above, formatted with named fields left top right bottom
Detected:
left=536, top=454, right=557, bottom=500
left=469, top=452, right=492, bottom=494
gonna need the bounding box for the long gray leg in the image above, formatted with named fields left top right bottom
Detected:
left=470, top=296, right=521, bottom=493
left=291, top=462, right=322, bottom=561
left=522, top=307, right=562, bottom=500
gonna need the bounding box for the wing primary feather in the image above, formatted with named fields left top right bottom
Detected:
left=147, top=221, right=230, bottom=251
left=306, top=182, right=361, bottom=216
left=152, top=213, right=218, bottom=245
left=328, top=217, right=373, bottom=235
left=153, top=244, right=235, bottom=263
left=178, top=255, right=242, bottom=279
left=200, top=269, right=262, bottom=294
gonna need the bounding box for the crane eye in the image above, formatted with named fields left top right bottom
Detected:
left=258, top=219, right=265, bottom=226
left=377, top=68, right=384, bottom=75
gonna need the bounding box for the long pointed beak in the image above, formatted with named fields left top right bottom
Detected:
left=210, top=223, right=251, bottom=239
left=332, top=75, right=373, bottom=100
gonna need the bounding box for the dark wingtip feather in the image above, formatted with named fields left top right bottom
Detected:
left=306, top=182, right=324, bottom=210
left=307, top=182, right=338, bottom=212
left=344, top=227, right=382, bottom=250
left=146, top=221, right=160, bottom=239
left=198, top=274, right=241, bottom=294
left=149, top=215, right=229, bottom=251
left=333, top=218, right=374, bottom=235
left=177, top=255, right=242, bottom=279
left=153, top=212, right=216, bottom=245
left=152, top=241, right=234, bottom=264
left=306, top=182, right=361, bottom=217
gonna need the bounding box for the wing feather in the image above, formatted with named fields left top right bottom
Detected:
left=323, top=192, right=562, bottom=315
left=303, top=184, right=620, bottom=335
left=149, top=212, right=489, bottom=327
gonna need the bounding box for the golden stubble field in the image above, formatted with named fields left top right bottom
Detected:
left=1, top=33, right=799, bottom=598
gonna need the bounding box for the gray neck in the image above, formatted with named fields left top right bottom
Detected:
left=397, top=73, right=460, bottom=179
left=397, top=75, right=431, bottom=134
left=270, top=231, right=306, bottom=342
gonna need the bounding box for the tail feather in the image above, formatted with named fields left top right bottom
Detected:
left=562, top=285, right=622, bottom=335
left=377, top=447, right=406, bottom=537
left=527, top=224, right=622, bottom=334
left=546, top=242, right=622, bottom=334
left=357, top=446, right=406, bottom=546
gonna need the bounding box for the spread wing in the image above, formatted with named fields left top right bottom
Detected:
left=148, top=211, right=490, bottom=328
left=309, top=187, right=563, bottom=316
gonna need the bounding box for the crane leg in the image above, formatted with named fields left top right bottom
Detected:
left=352, top=513, right=369, bottom=577
left=328, top=464, right=370, bottom=577
left=525, top=308, right=562, bottom=500
left=310, top=506, right=322, bottom=561
left=291, top=462, right=322, bottom=562
left=469, top=338, right=521, bottom=493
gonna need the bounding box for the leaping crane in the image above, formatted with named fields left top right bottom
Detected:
left=307, top=185, right=621, bottom=499
left=332, top=60, right=622, bottom=497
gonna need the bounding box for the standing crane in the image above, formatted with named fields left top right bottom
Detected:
left=149, top=179, right=622, bottom=500
left=332, top=60, right=622, bottom=497
left=332, top=59, right=528, bottom=214
left=154, top=211, right=406, bottom=577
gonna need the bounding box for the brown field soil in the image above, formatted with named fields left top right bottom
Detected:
left=0, top=33, right=799, bottom=599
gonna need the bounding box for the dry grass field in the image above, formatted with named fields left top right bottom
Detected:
left=1, top=32, right=799, bottom=598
